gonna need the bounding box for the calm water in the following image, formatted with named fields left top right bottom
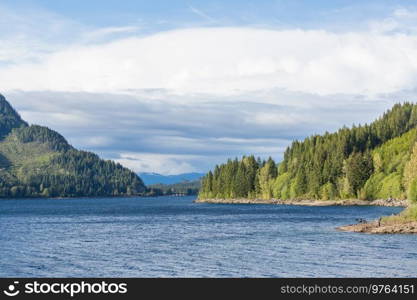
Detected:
left=0, top=196, right=415, bottom=277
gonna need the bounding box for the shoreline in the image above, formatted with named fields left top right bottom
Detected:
left=195, top=198, right=408, bottom=207
left=337, top=220, right=417, bottom=234
left=197, top=197, right=417, bottom=234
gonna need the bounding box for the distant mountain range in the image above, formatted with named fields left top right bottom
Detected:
left=138, top=172, right=204, bottom=185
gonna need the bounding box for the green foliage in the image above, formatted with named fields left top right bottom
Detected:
left=381, top=204, right=417, bottom=223
left=408, top=178, right=417, bottom=203
left=362, top=172, right=384, bottom=200
left=360, top=129, right=417, bottom=200
left=272, top=173, right=290, bottom=199
left=374, top=128, right=417, bottom=175
left=404, top=205, right=417, bottom=219
left=0, top=95, right=146, bottom=198
left=258, top=158, right=277, bottom=199
left=13, top=125, right=71, bottom=152
left=0, top=94, right=27, bottom=138
left=344, top=151, right=374, bottom=197
left=199, top=155, right=264, bottom=199
left=404, top=140, right=417, bottom=192
left=199, top=102, right=417, bottom=201
left=378, top=173, right=403, bottom=199
left=320, top=182, right=337, bottom=200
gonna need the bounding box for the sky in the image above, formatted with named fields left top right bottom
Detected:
left=2, top=1, right=417, bottom=175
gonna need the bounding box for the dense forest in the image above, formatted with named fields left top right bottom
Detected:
left=199, top=103, right=417, bottom=203
left=0, top=94, right=146, bottom=198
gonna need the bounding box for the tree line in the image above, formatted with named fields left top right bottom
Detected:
left=0, top=124, right=146, bottom=198
left=0, top=148, right=146, bottom=198
left=199, top=103, right=417, bottom=202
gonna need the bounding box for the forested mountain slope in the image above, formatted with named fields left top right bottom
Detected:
left=199, top=103, right=417, bottom=202
left=0, top=94, right=146, bottom=198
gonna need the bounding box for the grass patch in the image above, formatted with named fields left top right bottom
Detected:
left=381, top=204, right=417, bottom=224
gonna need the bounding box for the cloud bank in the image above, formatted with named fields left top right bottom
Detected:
left=2, top=5, right=417, bottom=174
left=6, top=90, right=400, bottom=174
left=3, top=27, right=417, bottom=97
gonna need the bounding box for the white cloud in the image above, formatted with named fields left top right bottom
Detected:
left=248, top=112, right=314, bottom=126
left=115, top=153, right=201, bottom=175
left=72, top=136, right=114, bottom=148
left=393, top=8, right=417, bottom=19
left=80, top=26, right=141, bottom=42
left=5, top=90, right=399, bottom=175
left=369, top=7, right=417, bottom=34
left=2, top=26, right=417, bottom=97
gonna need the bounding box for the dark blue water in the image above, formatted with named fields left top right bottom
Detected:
left=0, top=196, right=415, bottom=277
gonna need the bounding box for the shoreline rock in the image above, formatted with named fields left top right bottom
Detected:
left=195, top=198, right=408, bottom=207
left=337, top=220, right=417, bottom=234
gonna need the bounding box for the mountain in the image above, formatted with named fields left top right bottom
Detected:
left=138, top=172, right=204, bottom=185
left=148, top=180, right=201, bottom=196
left=0, top=94, right=146, bottom=198
left=0, top=94, right=28, bottom=138
left=199, top=102, right=417, bottom=204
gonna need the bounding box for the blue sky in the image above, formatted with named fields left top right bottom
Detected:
left=1, top=1, right=417, bottom=174
left=1, top=0, right=412, bottom=30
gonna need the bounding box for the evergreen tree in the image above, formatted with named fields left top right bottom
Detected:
left=200, top=103, right=417, bottom=201
left=344, top=152, right=374, bottom=197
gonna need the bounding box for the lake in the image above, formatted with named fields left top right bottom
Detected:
left=0, top=196, right=415, bottom=277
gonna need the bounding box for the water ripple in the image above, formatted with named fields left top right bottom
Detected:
left=0, top=196, right=414, bottom=277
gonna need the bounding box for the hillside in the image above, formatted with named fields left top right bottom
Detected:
left=0, top=94, right=146, bottom=198
left=199, top=102, right=417, bottom=204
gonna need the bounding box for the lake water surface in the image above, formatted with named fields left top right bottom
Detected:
left=0, top=196, right=415, bottom=277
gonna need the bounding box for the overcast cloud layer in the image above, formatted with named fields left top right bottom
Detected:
left=2, top=2, right=417, bottom=174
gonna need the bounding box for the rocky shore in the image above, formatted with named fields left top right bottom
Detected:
left=337, top=220, right=417, bottom=234
left=195, top=198, right=408, bottom=207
